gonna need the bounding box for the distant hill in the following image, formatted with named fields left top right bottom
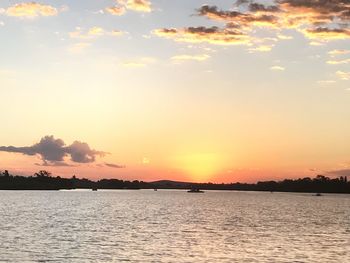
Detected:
left=150, top=180, right=193, bottom=189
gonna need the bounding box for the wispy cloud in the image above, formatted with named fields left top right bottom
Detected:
left=303, top=28, right=350, bottom=40
left=317, top=80, right=337, bottom=85
left=171, top=54, right=210, bottom=62
left=122, top=62, right=148, bottom=68
left=277, top=33, right=293, bottom=40
left=122, top=57, right=156, bottom=68
left=35, top=161, right=76, bottom=167
left=105, top=0, right=152, bottom=16
left=336, top=70, right=350, bottom=80
left=270, top=65, right=285, bottom=71
left=105, top=5, right=126, bottom=16
left=327, top=58, right=350, bottom=65
left=309, top=41, right=325, bottom=46
left=248, top=45, right=275, bottom=53
left=68, top=42, right=91, bottom=54
left=327, top=169, right=350, bottom=176
left=328, top=49, right=350, bottom=56
left=69, top=27, right=124, bottom=40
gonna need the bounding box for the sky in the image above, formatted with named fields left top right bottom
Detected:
left=0, top=0, right=350, bottom=183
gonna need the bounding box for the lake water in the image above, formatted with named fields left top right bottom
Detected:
left=0, top=190, right=349, bottom=262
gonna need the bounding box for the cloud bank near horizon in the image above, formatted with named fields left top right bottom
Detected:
left=0, top=135, right=106, bottom=166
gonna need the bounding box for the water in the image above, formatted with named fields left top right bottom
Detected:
left=0, top=190, right=349, bottom=262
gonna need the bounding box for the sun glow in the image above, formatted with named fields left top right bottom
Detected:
left=176, top=153, right=223, bottom=182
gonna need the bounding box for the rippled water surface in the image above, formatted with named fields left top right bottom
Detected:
left=0, top=190, right=349, bottom=262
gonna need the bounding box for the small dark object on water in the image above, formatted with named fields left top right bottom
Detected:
left=315, top=193, right=322, bottom=196
left=154, top=189, right=158, bottom=191
left=188, top=189, right=204, bottom=193
left=92, top=188, right=98, bottom=191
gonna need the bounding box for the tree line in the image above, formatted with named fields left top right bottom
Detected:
left=0, top=170, right=349, bottom=193
left=0, top=170, right=147, bottom=190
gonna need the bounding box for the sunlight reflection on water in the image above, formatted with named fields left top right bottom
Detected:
left=0, top=190, right=349, bottom=262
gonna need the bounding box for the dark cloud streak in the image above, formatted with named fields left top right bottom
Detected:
left=327, top=169, right=350, bottom=176
left=105, top=163, right=126, bottom=169
left=156, top=0, right=350, bottom=45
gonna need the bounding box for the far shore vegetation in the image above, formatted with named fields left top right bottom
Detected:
left=0, top=170, right=349, bottom=194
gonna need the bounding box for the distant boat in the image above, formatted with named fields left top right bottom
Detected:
left=92, top=188, right=98, bottom=191
left=187, top=188, right=204, bottom=193
left=154, top=188, right=158, bottom=191
left=315, top=193, right=322, bottom=196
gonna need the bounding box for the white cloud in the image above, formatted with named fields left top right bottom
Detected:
left=69, top=27, right=124, bottom=40
left=317, top=80, right=336, bottom=85
left=171, top=54, right=210, bottom=62
left=68, top=42, right=91, bottom=54
left=336, top=71, right=350, bottom=80
left=248, top=45, right=274, bottom=53
left=3, top=2, right=58, bottom=18
left=270, top=66, right=285, bottom=71
left=328, top=49, right=350, bottom=56
left=327, top=59, right=350, bottom=65
left=122, top=57, right=156, bottom=68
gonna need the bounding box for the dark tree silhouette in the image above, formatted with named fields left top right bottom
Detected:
left=35, top=170, right=51, bottom=177
left=0, top=170, right=349, bottom=193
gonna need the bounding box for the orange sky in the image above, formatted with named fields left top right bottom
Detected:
left=1, top=0, right=350, bottom=183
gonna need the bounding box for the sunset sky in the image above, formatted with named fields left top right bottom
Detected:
left=1, top=0, right=350, bottom=183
